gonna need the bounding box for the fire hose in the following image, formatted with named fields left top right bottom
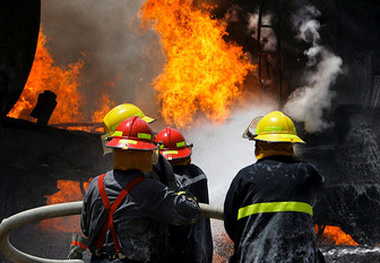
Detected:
left=0, top=201, right=223, bottom=263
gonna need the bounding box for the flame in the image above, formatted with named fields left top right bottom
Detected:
left=315, top=225, right=358, bottom=246
left=37, top=180, right=90, bottom=232
left=91, top=80, right=116, bottom=123
left=140, top=0, right=255, bottom=128
left=7, top=26, right=84, bottom=124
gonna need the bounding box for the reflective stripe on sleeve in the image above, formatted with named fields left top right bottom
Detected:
left=237, top=201, right=313, bottom=220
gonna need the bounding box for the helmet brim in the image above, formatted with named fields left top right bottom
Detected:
left=106, top=137, right=158, bottom=150
left=142, top=115, right=155, bottom=124
left=160, top=147, right=192, bottom=160
left=254, top=134, right=306, bottom=144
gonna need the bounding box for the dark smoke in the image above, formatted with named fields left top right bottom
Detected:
left=41, top=0, right=165, bottom=120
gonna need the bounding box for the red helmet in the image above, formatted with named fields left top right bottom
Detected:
left=155, top=127, right=192, bottom=160
left=106, top=116, right=158, bottom=151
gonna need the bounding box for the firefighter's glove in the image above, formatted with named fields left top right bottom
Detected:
left=177, top=191, right=198, bottom=204
left=67, top=234, right=88, bottom=259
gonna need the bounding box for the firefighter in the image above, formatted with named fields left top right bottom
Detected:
left=101, top=103, right=177, bottom=190
left=81, top=116, right=200, bottom=262
left=155, top=127, right=213, bottom=263
left=224, top=111, right=325, bottom=263
left=68, top=103, right=179, bottom=260
left=102, top=103, right=181, bottom=262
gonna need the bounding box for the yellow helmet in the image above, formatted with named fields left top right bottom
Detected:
left=242, top=111, right=305, bottom=144
left=103, top=103, right=155, bottom=135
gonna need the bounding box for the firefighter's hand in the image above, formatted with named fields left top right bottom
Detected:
left=177, top=191, right=198, bottom=204
left=67, top=234, right=88, bottom=259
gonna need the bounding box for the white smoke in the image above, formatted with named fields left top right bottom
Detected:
left=247, top=11, right=277, bottom=52
left=184, top=103, right=276, bottom=206
left=283, top=5, right=343, bottom=133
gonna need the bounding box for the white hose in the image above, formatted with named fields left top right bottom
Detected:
left=0, top=201, right=223, bottom=263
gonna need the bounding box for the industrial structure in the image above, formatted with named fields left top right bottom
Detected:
left=1, top=0, right=380, bottom=262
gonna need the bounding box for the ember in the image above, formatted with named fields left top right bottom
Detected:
left=139, top=0, right=255, bottom=128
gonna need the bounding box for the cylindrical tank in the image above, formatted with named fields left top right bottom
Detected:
left=0, top=0, right=41, bottom=117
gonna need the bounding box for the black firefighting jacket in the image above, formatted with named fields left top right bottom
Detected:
left=152, top=154, right=178, bottom=191
left=166, top=163, right=214, bottom=263
left=149, top=154, right=182, bottom=263
left=224, top=155, right=325, bottom=263
left=81, top=169, right=200, bottom=262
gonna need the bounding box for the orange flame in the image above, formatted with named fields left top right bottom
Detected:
left=37, top=180, right=90, bottom=233
left=7, top=26, right=84, bottom=124
left=316, top=225, right=359, bottom=246
left=140, top=0, right=255, bottom=128
left=91, top=80, right=116, bottom=123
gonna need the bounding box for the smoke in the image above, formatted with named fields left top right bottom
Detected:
left=283, top=5, right=343, bottom=133
left=224, top=5, right=240, bottom=23
left=247, top=11, right=277, bottom=52
left=185, top=103, right=276, bottom=206
left=41, top=0, right=164, bottom=119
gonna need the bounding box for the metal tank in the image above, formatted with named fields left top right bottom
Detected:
left=0, top=0, right=41, bottom=117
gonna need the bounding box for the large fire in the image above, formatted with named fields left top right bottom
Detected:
left=19, top=1, right=363, bottom=261
left=8, top=1, right=255, bottom=129
left=7, top=26, right=113, bottom=126
left=139, top=0, right=255, bottom=128
left=7, top=27, right=84, bottom=124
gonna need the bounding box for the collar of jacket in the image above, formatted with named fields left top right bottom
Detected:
left=255, top=141, right=295, bottom=160
left=256, top=155, right=297, bottom=163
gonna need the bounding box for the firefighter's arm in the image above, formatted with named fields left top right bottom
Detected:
left=67, top=234, right=89, bottom=259
left=146, top=180, right=200, bottom=225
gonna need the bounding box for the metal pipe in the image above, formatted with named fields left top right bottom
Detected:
left=0, top=201, right=224, bottom=263
left=199, top=203, right=224, bottom=220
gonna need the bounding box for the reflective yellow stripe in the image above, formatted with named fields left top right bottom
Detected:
left=176, top=141, right=186, bottom=147
left=138, top=133, right=152, bottom=140
left=255, top=126, right=283, bottom=133
left=118, top=139, right=138, bottom=145
left=237, top=201, right=313, bottom=220
left=114, top=131, right=123, bottom=137
left=264, top=126, right=282, bottom=131
left=163, top=150, right=179, bottom=155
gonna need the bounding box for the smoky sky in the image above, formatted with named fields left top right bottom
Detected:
left=41, top=0, right=165, bottom=120
left=40, top=0, right=379, bottom=133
